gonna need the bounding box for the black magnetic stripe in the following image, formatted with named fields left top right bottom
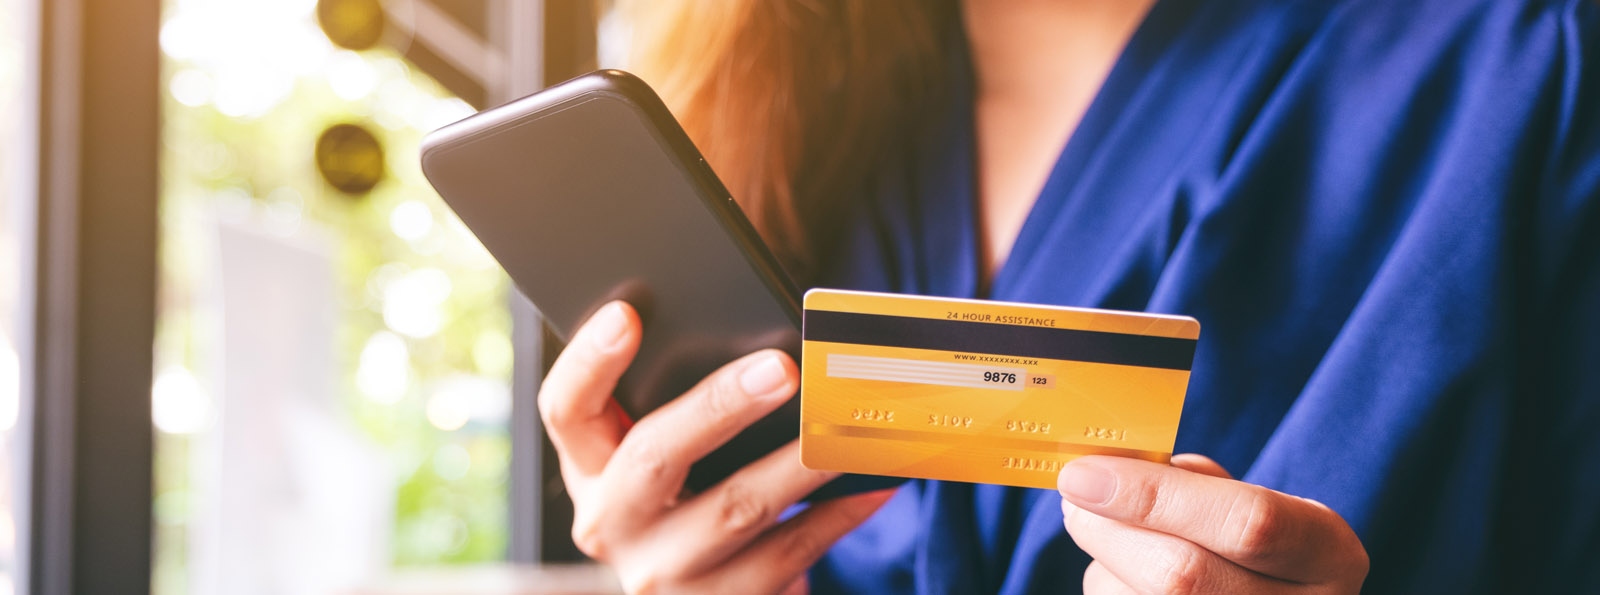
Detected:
left=803, top=310, right=1197, bottom=371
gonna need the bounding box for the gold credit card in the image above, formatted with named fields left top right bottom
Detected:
left=798, top=289, right=1200, bottom=489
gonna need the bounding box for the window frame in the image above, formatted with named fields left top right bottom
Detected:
left=29, top=0, right=161, bottom=593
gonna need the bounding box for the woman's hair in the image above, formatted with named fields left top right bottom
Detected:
left=621, top=0, right=949, bottom=280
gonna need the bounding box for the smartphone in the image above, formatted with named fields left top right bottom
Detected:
left=421, top=70, right=846, bottom=496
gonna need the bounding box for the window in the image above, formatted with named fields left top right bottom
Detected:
left=0, top=0, right=34, bottom=591
left=154, top=1, right=512, bottom=592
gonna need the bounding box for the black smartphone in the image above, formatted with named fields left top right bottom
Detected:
left=421, top=70, right=832, bottom=496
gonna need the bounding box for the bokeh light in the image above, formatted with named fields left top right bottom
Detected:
left=357, top=331, right=411, bottom=404
left=389, top=199, right=433, bottom=242
left=151, top=366, right=211, bottom=435
left=382, top=267, right=452, bottom=338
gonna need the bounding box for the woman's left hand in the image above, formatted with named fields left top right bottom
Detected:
left=1057, top=454, right=1369, bottom=594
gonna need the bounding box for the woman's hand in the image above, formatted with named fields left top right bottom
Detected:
left=1058, top=454, right=1369, bottom=594
left=539, top=301, right=893, bottom=594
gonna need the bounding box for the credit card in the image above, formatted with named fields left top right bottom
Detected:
left=798, top=289, right=1200, bottom=489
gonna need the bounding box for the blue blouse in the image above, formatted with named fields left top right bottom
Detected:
left=809, top=0, right=1600, bottom=592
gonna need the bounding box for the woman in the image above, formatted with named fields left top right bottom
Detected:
left=537, top=0, right=1600, bottom=592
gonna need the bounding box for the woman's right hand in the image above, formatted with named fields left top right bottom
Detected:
left=539, top=301, right=894, bottom=594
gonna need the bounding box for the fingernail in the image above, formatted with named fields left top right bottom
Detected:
left=587, top=302, right=629, bottom=349
left=738, top=352, right=791, bottom=400
left=1059, top=461, right=1116, bottom=506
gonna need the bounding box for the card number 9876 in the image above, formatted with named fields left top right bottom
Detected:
left=983, top=371, right=1018, bottom=384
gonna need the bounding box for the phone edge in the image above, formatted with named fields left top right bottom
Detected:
left=419, top=70, right=804, bottom=329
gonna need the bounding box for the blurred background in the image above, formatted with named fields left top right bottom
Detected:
left=0, top=0, right=626, bottom=593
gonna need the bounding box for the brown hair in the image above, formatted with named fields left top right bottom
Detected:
left=622, top=0, right=949, bottom=280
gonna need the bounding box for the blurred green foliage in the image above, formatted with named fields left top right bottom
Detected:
left=154, top=5, right=512, bottom=593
